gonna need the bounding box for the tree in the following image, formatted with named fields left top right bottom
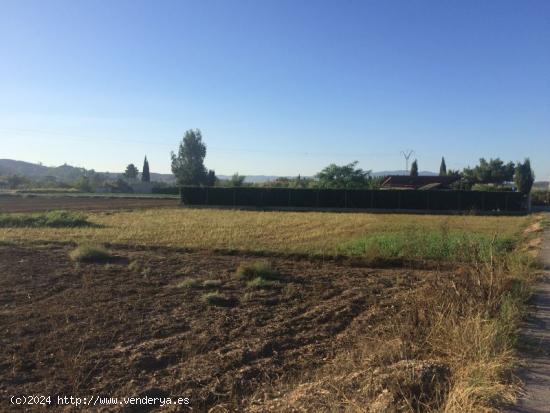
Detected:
left=439, top=157, right=447, bottom=176
left=124, top=164, right=139, bottom=181
left=230, top=173, right=245, bottom=187
left=141, top=156, right=150, bottom=182
left=410, top=159, right=418, bottom=177
left=171, top=129, right=209, bottom=185
left=111, top=178, right=133, bottom=193
left=316, top=161, right=372, bottom=189
left=7, top=174, right=29, bottom=189
left=74, top=176, right=92, bottom=192
left=514, top=158, right=534, bottom=194
left=205, top=169, right=217, bottom=186
left=88, top=171, right=107, bottom=189
left=463, top=158, right=515, bottom=185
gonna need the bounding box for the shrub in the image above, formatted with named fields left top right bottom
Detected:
left=201, top=291, right=237, bottom=307
left=69, top=244, right=111, bottom=263
left=0, top=210, right=91, bottom=228
left=514, top=158, right=535, bottom=195
left=235, top=260, right=280, bottom=281
left=531, top=190, right=550, bottom=206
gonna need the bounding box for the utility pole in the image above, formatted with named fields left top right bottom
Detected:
left=400, top=150, right=414, bottom=173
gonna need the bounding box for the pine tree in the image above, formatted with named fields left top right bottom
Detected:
left=141, top=156, right=150, bottom=182
left=410, top=159, right=419, bottom=177
left=439, top=157, right=447, bottom=176
left=171, top=129, right=208, bottom=185
left=123, top=164, right=139, bottom=181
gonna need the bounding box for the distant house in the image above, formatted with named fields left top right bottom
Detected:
left=381, top=175, right=459, bottom=190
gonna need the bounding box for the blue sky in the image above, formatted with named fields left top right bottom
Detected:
left=1, top=0, right=549, bottom=178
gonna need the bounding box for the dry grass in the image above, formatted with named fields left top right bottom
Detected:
left=0, top=208, right=528, bottom=256
left=201, top=291, right=237, bottom=307
left=177, top=278, right=201, bottom=288
left=245, top=214, right=544, bottom=413
left=235, top=260, right=280, bottom=280
left=248, top=250, right=535, bottom=412
left=69, top=244, right=111, bottom=263
left=0, top=207, right=538, bottom=412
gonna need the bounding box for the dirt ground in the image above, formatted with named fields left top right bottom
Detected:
left=0, top=243, right=440, bottom=412
left=0, top=196, right=178, bottom=213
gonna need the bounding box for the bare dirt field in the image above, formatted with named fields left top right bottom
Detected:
left=0, top=243, right=442, bottom=412
left=0, top=206, right=538, bottom=412
left=0, top=195, right=178, bottom=213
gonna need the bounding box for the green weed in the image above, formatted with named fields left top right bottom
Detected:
left=0, top=210, right=92, bottom=228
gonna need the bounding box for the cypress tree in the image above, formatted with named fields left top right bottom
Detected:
left=142, top=156, right=150, bottom=182
left=439, top=157, right=447, bottom=176
left=514, top=158, right=534, bottom=194
left=410, top=159, right=419, bottom=177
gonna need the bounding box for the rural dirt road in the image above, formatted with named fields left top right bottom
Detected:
left=507, top=213, right=550, bottom=413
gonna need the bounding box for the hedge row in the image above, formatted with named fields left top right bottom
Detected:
left=180, top=187, right=526, bottom=212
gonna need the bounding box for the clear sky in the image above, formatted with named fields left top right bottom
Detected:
left=1, top=0, right=549, bottom=178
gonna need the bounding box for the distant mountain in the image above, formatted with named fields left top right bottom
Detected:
left=0, top=159, right=88, bottom=182
left=0, top=159, right=176, bottom=184
left=0, top=159, right=49, bottom=176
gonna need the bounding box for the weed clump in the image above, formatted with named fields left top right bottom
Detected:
left=178, top=278, right=201, bottom=288
left=201, top=291, right=237, bottom=307
left=203, top=279, right=223, bottom=288
left=0, top=210, right=92, bottom=228
left=246, top=277, right=278, bottom=289
left=128, top=260, right=141, bottom=272
left=69, top=244, right=111, bottom=263
left=235, top=260, right=281, bottom=281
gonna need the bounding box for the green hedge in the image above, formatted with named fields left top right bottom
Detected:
left=180, top=187, right=526, bottom=212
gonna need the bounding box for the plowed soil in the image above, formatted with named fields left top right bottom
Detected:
left=0, top=195, right=177, bottom=213
left=0, top=243, right=438, bottom=412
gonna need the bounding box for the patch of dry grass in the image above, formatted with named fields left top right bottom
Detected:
left=69, top=244, right=111, bottom=263
left=0, top=208, right=528, bottom=256
left=235, top=260, right=280, bottom=280
left=246, top=238, right=538, bottom=412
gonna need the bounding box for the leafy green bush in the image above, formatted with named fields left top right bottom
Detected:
left=471, top=183, right=514, bottom=192
left=0, top=210, right=92, bottom=228
left=69, top=244, right=111, bottom=263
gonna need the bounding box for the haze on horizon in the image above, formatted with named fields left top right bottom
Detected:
left=1, top=0, right=549, bottom=179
